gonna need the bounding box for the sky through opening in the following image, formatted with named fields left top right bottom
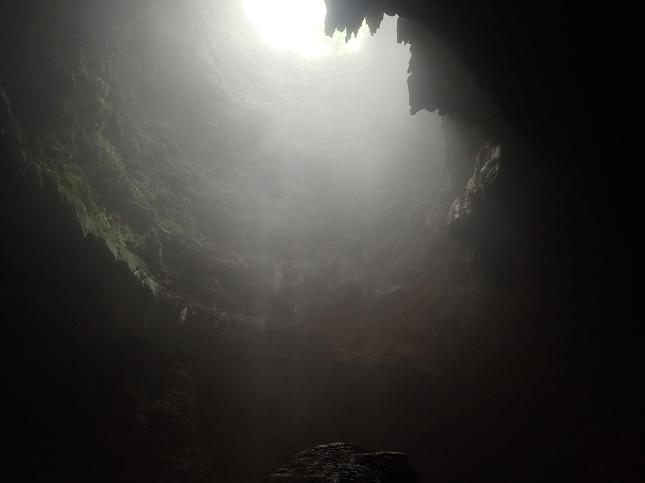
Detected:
left=243, top=0, right=366, bottom=57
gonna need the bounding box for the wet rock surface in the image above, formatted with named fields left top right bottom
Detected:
left=266, top=443, right=420, bottom=483
left=447, top=143, right=513, bottom=288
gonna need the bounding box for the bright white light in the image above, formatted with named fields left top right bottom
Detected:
left=243, top=0, right=365, bottom=57
left=244, top=0, right=329, bottom=57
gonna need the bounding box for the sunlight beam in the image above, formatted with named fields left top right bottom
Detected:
left=243, top=0, right=365, bottom=57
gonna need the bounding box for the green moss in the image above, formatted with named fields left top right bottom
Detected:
left=4, top=0, right=373, bottom=308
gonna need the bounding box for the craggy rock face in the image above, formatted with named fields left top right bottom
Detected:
left=447, top=143, right=514, bottom=288
left=266, top=443, right=420, bottom=483
left=0, top=1, right=450, bottom=317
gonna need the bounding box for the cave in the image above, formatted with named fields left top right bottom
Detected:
left=1, top=0, right=642, bottom=481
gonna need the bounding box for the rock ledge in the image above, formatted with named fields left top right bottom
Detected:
left=266, top=442, right=421, bottom=483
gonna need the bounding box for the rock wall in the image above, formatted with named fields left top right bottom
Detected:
left=266, top=443, right=420, bottom=483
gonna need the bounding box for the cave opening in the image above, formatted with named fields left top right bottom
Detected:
left=243, top=0, right=367, bottom=57
left=1, top=0, right=643, bottom=482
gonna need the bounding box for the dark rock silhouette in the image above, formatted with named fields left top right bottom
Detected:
left=266, top=443, right=420, bottom=483
left=447, top=143, right=514, bottom=288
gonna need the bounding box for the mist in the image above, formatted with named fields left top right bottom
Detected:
left=224, top=13, right=445, bottom=305
left=1, top=0, right=642, bottom=481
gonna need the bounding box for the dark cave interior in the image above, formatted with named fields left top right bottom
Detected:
left=1, top=0, right=643, bottom=482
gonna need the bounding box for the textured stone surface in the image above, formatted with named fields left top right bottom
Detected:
left=0, top=2, right=447, bottom=316
left=266, top=443, right=420, bottom=483
left=447, top=142, right=501, bottom=221
left=446, top=192, right=474, bottom=244
left=473, top=144, right=501, bottom=199
left=447, top=143, right=512, bottom=287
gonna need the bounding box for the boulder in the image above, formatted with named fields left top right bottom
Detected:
left=266, top=442, right=420, bottom=483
